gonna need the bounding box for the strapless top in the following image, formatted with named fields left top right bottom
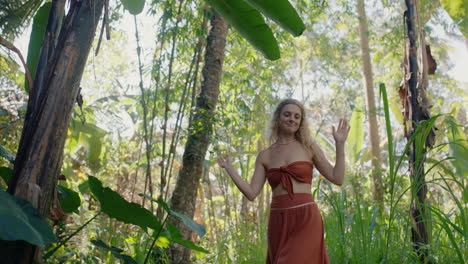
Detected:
left=266, top=161, right=313, bottom=199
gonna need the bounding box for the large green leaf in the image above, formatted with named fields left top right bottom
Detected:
left=69, top=120, right=107, bottom=172
left=78, top=180, right=90, bottom=193
left=25, top=2, right=51, bottom=93
left=0, top=167, right=13, bottom=186
left=91, top=239, right=137, bottom=264
left=170, top=210, right=207, bottom=239
left=445, top=115, right=468, bottom=177
left=244, top=0, right=305, bottom=36
left=441, top=0, right=468, bottom=38
left=0, top=190, right=57, bottom=247
left=88, top=176, right=162, bottom=231
left=65, top=128, right=81, bottom=155
left=172, top=237, right=210, bottom=253
left=347, top=107, right=364, bottom=165
left=57, top=185, right=81, bottom=214
left=316, top=132, right=335, bottom=153
left=84, top=135, right=102, bottom=172
left=70, top=119, right=107, bottom=137
left=139, top=194, right=207, bottom=238
left=206, top=0, right=280, bottom=60
left=0, top=144, right=15, bottom=162
left=166, top=222, right=209, bottom=253
left=121, top=0, right=145, bottom=15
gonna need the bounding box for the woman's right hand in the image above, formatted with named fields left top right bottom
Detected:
left=217, top=155, right=232, bottom=169
left=332, top=118, right=350, bottom=145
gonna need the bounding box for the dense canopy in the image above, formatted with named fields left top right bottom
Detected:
left=0, top=0, right=466, bottom=263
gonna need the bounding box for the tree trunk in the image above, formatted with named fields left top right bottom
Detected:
left=0, top=0, right=104, bottom=262
left=401, top=0, right=433, bottom=262
left=356, top=0, right=383, bottom=202
left=169, top=10, right=227, bottom=264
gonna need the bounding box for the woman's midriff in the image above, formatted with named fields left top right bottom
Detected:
left=271, top=181, right=312, bottom=197
left=270, top=193, right=314, bottom=209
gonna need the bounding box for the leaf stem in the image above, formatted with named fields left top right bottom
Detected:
left=143, top=213, right=169, bottom=264
left=43, top=211, right=101, bottom=260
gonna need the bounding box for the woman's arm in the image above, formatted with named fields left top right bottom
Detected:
left=313, top=119, right=349, bottom=186
left=217, top=151, right=266, bottom=201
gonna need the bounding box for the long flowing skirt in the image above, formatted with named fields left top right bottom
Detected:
left=267, top=193, right=330, bottom=264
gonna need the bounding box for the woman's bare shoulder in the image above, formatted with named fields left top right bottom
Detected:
left=257, top=146, right=273, bottom=165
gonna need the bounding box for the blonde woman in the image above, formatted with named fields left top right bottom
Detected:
left=218, top=98, right=349, bottom=263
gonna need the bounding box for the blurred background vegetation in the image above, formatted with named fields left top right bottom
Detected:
left=0, top=0, right=466, bottom=263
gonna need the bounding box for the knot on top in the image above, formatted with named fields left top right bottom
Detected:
left=279, top=168, right=295, bottom=199
left=265, top=161, right=313, bottom=200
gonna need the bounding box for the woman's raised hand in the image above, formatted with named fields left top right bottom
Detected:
left=217, top=155, right=232, bottom=169
left=332, top=118, right=350, bottom=144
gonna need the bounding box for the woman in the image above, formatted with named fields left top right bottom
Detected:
left=217, top=98, right=350, bottom=264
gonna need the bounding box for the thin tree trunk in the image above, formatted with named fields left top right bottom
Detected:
left=169, top=10, right=227, bottom=264
left=0, top=1, right=104, bottom=262
left=401, top=0, right=433, bottom=262
left=357, top=0, right=383, bottom=202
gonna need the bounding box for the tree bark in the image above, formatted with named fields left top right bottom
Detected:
left=0, top=1, right=104, bottom=263
left=357, top=0, right=383, bottom=202
left=169, top=10, right=227, bottom=264
left=401, top=0, right=433, bottom=262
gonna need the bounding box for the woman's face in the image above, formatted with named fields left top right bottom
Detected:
left=278, top=104, right=302, bottom=134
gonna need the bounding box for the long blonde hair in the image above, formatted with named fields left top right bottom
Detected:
left=267, top=99, right=323, bottom=159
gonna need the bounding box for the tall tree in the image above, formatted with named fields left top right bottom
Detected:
left=169, top=10, right=228, bottom=263
left=0, top=0, right=104, bottom=262
left=356, top=0, right=382, bottom=202
left=401, top=0, right=435, bottom=262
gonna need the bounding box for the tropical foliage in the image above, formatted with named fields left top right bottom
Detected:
left=0, top=0, right=466, bottom=263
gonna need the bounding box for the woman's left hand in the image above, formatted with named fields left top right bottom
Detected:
left=332, top=118, right=350, bottom=144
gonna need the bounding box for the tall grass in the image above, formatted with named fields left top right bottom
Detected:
left=315, top=84, right=466, bottom=264
left=320, top=182, right=386, bottom=263
left=199, top=205, right=267, bottom=264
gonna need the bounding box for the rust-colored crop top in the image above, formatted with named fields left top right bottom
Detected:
left=266, top=161, right=313, bottom=199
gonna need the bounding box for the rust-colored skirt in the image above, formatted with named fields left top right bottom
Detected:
left=267, top=193, right=330, bottom=264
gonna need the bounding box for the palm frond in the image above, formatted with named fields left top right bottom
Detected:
left=0, top=0, right=43, bottom=39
